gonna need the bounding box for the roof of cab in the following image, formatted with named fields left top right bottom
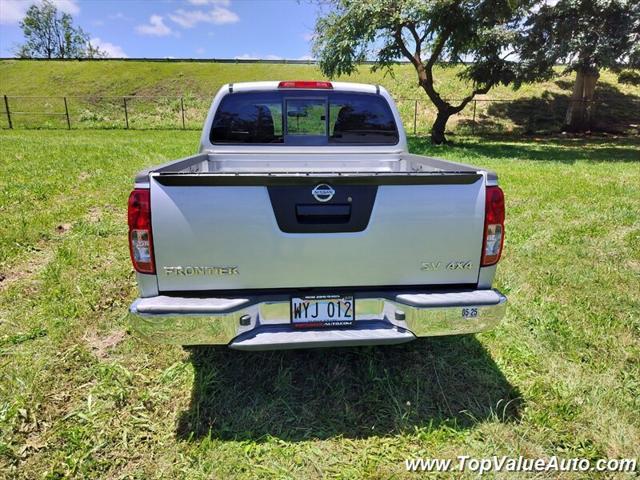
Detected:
left=225, top=81, right=381, bottom=94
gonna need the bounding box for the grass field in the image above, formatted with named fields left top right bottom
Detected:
left=1, top=60, right=639, bottom=134
left=1, top=130, right=639, bottom=478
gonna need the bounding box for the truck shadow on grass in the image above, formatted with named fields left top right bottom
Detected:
left=176, top=335, right=522, bottom=441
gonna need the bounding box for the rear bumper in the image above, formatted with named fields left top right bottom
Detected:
left=129, top=289, right=507, bottom=350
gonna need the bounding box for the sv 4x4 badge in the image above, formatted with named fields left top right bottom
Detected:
left=421, top=261, right=473, bottom=271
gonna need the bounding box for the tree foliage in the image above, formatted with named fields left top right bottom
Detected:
left=519, top=0, right=639, bottom=131
left=521, top=0, right=637, bottom=76
left=312, top=0, right=540, bottom=143
left=16, top=0, right=105, bottom=59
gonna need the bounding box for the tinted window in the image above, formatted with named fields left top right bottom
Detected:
left=211, top=92, right=283, bottom=144
left=210, top=91, right=398, bottom=145
left=329, top=93, right=398, bottom=144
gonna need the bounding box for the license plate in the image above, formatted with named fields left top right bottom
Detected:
left=291, top=295, right=355, bottom=327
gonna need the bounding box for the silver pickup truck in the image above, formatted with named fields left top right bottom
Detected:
left=128, top=80, right=506, bottom=350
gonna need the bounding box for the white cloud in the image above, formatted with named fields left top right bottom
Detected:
left=53, top=0, right=79, bottom=15
left=0, top=0, right=80, bottom=25
left=169, top=10, right=209, bottom=28
left=169, top=6, right=239, bottom=28
left=209, top=6, right=238, bottom=24
left=90, top=37, right=127, bottom=58
left=298, top=54, right=315, bottom=61
left=302, top=32, right=315, bottom=42
left=136, top=15, right=173, bottom=36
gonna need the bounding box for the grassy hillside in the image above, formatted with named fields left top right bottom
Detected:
left=1, top=60, right=638, bottom=133
left=0, top=59, right=637, bottom=101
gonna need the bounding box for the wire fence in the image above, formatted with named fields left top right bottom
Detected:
left=1, top=94, right=639, bottom=135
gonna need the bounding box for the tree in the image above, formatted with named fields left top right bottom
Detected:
left=16, top=0, right=105, bottom=59
left=519, top=0, right=639, bottom=132
left=312, top=0, right=538, bottom=144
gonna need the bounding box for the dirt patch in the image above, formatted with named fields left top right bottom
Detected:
left=78, top=172, right=91, bottom=181
left=0, top=247, right=54, bottom=293
left=55, top=224, right=71, bottom=235
left=14, top=407, right=50, bottom=462
left=87, top=207, right=102, bottom=224
left=628, top=259, right=640, bottom=274
left=18, top=434, right=48, bottom=460
left=85, top=329, right=126, bottom=359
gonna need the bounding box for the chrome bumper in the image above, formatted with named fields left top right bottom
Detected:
left=129, top=289, right=507, bottom=350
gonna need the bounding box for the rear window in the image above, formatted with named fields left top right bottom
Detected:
left=210, top=91, right=399, bottom=145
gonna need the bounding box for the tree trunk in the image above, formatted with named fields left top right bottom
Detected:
left=431, top=109, right=451, bottom=144
left=582, top=72, right=597, bottom=129
left=564, top=68, right=599, bottom=132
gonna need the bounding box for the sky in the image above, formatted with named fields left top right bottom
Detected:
left=0, top=0, right=321, bottom=59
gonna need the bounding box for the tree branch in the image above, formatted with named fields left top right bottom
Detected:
left=420, top=29, right=453, bottom=110
left=394, top=25, right=446, bottom=110
left=394, top=26, right=421, bottom=70
left=500, top=50, right=516, bottom=61
left=425, top=29, right=450, bottom=70
left=406, top=22, right=422, bottom=60
left=451, top=82, right=494, bottom=113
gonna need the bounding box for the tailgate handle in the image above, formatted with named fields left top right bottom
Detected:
left=296, top=204, right=351, bottom=224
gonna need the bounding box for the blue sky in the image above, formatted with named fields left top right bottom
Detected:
left=0, top=0, right=320, bottom=59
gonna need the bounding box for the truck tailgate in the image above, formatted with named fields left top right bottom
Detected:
left=150, top=172, right=485, bottom=292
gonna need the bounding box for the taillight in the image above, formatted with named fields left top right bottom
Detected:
left=128, top=189, right=155, bottom=274
left=481, top=186, right=505, bottom=266
left=278, top=80, right=333, bottom=89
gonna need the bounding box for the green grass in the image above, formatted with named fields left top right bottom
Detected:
left=1, top=60, right=638, bottom=133
left=1, top=130, right=639, bottom=478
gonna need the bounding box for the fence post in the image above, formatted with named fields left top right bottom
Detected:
left=123, top=97, right=129, bottom=129
left=3, top=95, right=12, bottom=129
left=63, top=97, right=71, bottom=130
left=180, top=96, right=186, bottom=130
left=472, top=100, right=477, bottom=135
left=413, top=99, right=418, bottom=135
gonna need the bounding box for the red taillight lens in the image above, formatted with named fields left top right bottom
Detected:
left=481, top=186, right=505, bottom=266
left=278, top=80, right=333, bottom=89
left=128, top=189, right=155, bottom=274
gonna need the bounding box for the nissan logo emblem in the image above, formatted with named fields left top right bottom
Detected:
left=312, top=183, right=335, bottom=202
